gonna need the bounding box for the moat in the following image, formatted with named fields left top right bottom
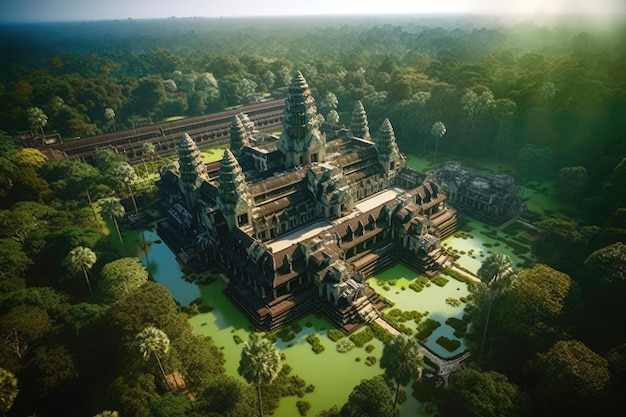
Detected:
left=137, top=226, right=490, bottom=416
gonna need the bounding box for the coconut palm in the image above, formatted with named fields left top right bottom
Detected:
left=431, top=121, right=446, bottom=165
left=380, top=334, right=424, bottom=410
left=100, top=197, right=125, bottom=247
left=136, top=326, right=173, bottom=390
left=27, top=106, right=48, bottom=141
left=104, top=107, right=116, bottom=132
left=476, top=252, right=516, bottom=364
left=112, top=162, right=139, bottom=216
left=238, top=332, right=282, bottom=417
left=66, top=246, right=97, bottom=294
left=0, top=367, right=18, bottom=416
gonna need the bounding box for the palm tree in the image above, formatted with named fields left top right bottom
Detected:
left=112, top=162, right=139, bottom=216
left=0, top=367, right=19, bottom=417
left=380, top=334, right=424, bottom=410
left=27, top=106, right=48, bottom=142
left=238, top=332, right=282, bottom=417
left=135, top=326, right=173, bottom=390
left=100, top=197, right=125, bottom=247
left=142, top=142, right=156, bottom=181
left=66, top=246, right=97, bottom=294
left=431, top=121, right=446, bottom=165
left=476, top=252, right=516, bottom=364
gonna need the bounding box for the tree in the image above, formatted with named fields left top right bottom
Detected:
left=532, top=218, right=596, bottom=274
left=150, top=391, right=192, bottom=417
left=93, top=411, right=119, bottom=417
left=461, top=89, right=495, bottom=130
left=136, top=326, right=173, bottom=390
left=99, top=197, right=125, bottom=247
left=63, top=302, right=108, bottom=336
left=111, top=162, right=139, bottom=216
left=98, top=257, right=149, bottom=303
left=141, top=142, right=156, bottom=178
left=558, top=166, right=589, bottom=202
left=431, top=121, right=446, bottom=164
left=0, top=201, right=52, bottom=245
left=26, top=344, right=78, bottom=398
left=447, top=369, right=529, bottom=417
left=476, top=253, right=516, bottom=364
left=0, top=238, right=32, bottom=281
left=526, top=340, right=610, bottom=415
left=0, top=305, right=52, bottom=360
left=341, top=375, right=398, bottom=417
left=380, top=334, right=424, bottom=410
left=26, top=107, right=48, bottom=140
left=238, top=332, right=282, bottom=417
left=493, top=264, right=583, bottom=350
left=104, top=107, right=116, bottom=131
left=65, top=246, right=97, bottom=294
left=0, top=367, right=18, bottom=416
left=11, top=148, right=48, bottom=170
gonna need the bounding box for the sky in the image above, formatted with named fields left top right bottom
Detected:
left=0, top=0, right=625, bottom=23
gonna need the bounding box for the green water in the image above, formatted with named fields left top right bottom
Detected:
left=188, top=279, right=428, bottom=417
left=369, top=264, right=470, bottom=358
left=442, top=219, right=533, bottom=273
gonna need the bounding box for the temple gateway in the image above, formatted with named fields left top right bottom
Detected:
left=156, top=72, right=459, bottom=333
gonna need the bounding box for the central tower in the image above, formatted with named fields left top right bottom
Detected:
left=277, top=71, right=326, bottom=168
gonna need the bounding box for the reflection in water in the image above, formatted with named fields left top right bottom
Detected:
left=137, top=229, right=201, bottom=306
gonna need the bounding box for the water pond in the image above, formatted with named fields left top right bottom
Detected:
left=136, top=229, right=484, bottom=416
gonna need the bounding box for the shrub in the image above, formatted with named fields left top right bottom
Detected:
left=233, top=334, right=243, bottom=344
left=432, top=276, right=449, bottom=287
left=336, top=339, right=356, bottom=353
left=297, top=400, right=311, bottom=416
left=445, top=298, right=461, bottom=307
left=365, top=344, right=375, bottom=353
left=416, top=318, right=441, bottom=340
left=350, top=328, right=374, bottom=347
left=446, top=317, right=467, bottom=332
left=436, top=336, right=461, bottom=352
left=370, top=321, right=393, bottom=343
left=306, top=334, right=325, bottom=354
left=409, top=276, right=430, bottom=292
left=290, top=322, right=303, bottom=334
left=365, top=356, right=377, bottom=366
left=327, top=328, right=345, bottom=342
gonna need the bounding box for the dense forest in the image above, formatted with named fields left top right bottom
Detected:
left=0, top=15, right=625, bottom=417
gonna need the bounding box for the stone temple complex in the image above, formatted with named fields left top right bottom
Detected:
left=435, top=161, right=525, bottom=226
left=156, top=72, right=459, bottom=332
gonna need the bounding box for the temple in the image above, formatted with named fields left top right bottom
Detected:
left=156, top=72, right=458, bottom=332
left=435, top=161, right=525, bottom=226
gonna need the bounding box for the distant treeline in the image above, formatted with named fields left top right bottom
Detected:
left=1, top=16, right=625, bottom=221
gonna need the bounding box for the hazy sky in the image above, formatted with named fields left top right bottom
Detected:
left=1, top=0, right=624, bottom=23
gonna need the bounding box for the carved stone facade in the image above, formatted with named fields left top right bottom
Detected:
left=157, top=72, right=458, bottom=332
left=435, top=161, right=526, bottom=226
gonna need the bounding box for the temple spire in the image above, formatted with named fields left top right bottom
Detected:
left=350, top=100, right=371, bottom=141
left=217, top=149, right=254, bottom=230
left=376, top=118, right=405, bottom=175
left=178, top=133, right=208, bottom=207
left=278, top=71, right=326, bottom=168
left=230, top=114, right=250, bottom=156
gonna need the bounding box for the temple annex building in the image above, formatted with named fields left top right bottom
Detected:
left=156, top=71, right=459, bottom=333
